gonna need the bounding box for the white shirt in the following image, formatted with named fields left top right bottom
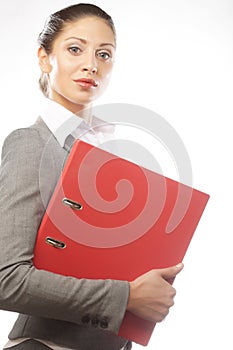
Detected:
left=4, top=99, right=116, bottom=350
left=41, top=99, right=115, bottom=149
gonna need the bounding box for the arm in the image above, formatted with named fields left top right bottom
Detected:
left=0, top=128, right=129, bottom=334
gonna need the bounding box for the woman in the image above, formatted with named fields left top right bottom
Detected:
left=0, top=3, right=183, bottom=350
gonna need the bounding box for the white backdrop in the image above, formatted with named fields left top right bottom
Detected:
left=0, top=0, right=232, bottom=349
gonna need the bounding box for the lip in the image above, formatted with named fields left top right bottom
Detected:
left=73, top=78, right=98, bottom=88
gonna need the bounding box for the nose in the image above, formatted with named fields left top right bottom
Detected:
left=81, top=52, right=98, bottom=74
left=82, top=66, right=97, bottom=74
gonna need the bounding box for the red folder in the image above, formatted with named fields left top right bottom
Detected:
left=33, top=140, right=209, bottom=346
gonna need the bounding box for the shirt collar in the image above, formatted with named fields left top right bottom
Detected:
left=39, top=98, right=115, bottom=148
left=39, top=98, right=83, bottom=147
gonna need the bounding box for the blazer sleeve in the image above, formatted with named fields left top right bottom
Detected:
left=0, top=128, right=129, bottom=334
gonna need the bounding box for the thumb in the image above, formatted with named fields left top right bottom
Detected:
left=159, top=263, right=184, bottom=280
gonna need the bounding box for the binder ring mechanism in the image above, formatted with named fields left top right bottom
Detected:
left=45, top=198, right=83, bottom=249
left=45, top=237, right=66, bottom=249
left=62, top=198, right=83, bottom=210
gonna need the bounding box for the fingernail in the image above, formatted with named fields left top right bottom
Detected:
left=176, top=263, right=183, bottom=268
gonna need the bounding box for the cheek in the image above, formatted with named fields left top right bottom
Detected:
left=49, top=56, right=71, bottom=80
left=100, top=64, right=113, bottom=83
left=99, top=74, right=111, bottom=93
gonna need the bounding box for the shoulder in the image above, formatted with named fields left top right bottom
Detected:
left=1, top=126, right=42, bottom=160
left=1, top=117, right=56, bottom=161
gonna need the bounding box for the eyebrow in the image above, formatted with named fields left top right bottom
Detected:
left=65, top=37, right=116, bottom=48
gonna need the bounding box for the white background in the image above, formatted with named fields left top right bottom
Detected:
left=0, top=0, right=232, bottom=349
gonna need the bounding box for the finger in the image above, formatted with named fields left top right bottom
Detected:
left=159, top=263, right=184, bottom=280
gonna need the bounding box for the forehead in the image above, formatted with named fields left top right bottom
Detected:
left=57, top=16, right=115, bottom=45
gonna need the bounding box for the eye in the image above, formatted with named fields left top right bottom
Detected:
left=68, top=46, right=81, bottom=55
left=97, top=51, right=111, bottom=60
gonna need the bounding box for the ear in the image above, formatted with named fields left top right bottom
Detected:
left=38, top=47, right=52, bottom=73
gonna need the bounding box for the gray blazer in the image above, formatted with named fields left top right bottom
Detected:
left=0, top=117, right=130, bottom=350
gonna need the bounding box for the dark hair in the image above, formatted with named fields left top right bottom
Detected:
left=38, top=3, right=116, bottom=97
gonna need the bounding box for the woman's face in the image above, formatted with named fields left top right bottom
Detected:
left=39, top=16, right=116, bottom=113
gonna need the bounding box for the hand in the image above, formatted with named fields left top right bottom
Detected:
left=127, top=263, right=184, bottom=323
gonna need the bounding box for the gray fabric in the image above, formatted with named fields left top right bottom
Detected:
left=4, top=339, right=52, bottom=350
left=3, top=339, right=132, bottom=350
left=0, top=117, right=130, bottom=350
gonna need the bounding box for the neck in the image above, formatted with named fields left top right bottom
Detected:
left=77, top=107, right=93, bottom=125
left=48, top=95, right=93, bottom=124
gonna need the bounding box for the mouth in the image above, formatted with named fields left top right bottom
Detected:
left=73, top=78, right=98, bottom=88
